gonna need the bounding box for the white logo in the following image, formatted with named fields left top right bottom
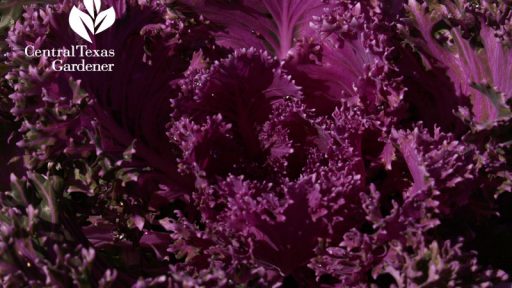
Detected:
left=69, top=0, right=116, bottom=43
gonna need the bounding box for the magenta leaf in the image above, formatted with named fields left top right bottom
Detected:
left=177, top=0, right=328, bottom=58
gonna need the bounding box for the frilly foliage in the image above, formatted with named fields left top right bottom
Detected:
left=0, top=0, right=511, bottom=287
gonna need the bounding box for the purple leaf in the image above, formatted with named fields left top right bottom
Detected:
left=405, top=0, right=512, bottom=125
left=176, top=0, right=328, bottom=58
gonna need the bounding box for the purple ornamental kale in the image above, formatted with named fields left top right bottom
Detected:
left=175, top=0, right=328, bottom=59
left=1, top=0, right=512, bottom=287
left=403, top=0, right=512, bottom=126
left=2, top=0, right=216, bottom=285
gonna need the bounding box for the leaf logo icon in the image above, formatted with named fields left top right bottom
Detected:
left=69, top=0, right=116, bottom=43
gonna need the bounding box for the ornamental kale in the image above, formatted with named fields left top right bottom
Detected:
left=0, top=0, right=511, bottom=287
